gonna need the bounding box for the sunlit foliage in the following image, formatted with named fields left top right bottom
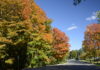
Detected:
left=0, top=0, right=53, bottom=69
left=82, top=24, right=100, bottom=60
left=0, top=0, right=70, bottom=69
left=52, top=28, right=70, bottom=62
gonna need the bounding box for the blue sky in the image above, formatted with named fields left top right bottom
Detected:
left=34, top=0, right=100, bottom=50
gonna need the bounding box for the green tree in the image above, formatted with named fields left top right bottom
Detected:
left=69, top=50, right=77, bottom=59
left=97, top=11, right=100, bottom=23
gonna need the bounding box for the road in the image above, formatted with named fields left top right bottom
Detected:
left=57, top=59, right=95, bottom=65
left=24, top=59, right=100, bottom=70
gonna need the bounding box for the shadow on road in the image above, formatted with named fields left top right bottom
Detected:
left=23, top=65, right=100, bottom=70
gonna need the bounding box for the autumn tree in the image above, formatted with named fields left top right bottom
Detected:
left=52, top=28, right=70, bottom=63
left=82, top=24, right=100, bottom=61
left=0, top=0, right=53, bottom=69
left=0, top=0, right=29, bottom=69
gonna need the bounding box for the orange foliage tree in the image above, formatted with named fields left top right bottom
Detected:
left=83, top=24, right=100, bottom=60
left=0, top=0, right=70, bottom=69
left=0, top=0, right=53, bottom=69
left=52, top=28, right=70, bottom=62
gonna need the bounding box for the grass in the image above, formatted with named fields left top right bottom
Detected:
left=96, top=64, right=100, bottom=66
left=80, top=59, right=100, bottom=66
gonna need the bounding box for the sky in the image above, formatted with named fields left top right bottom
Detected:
left=34, top=0, right=100, bottom=50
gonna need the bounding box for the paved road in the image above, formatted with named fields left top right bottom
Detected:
left=24, top=59, right=100, bottom=70
left=57, top=59, right=95, bottom=65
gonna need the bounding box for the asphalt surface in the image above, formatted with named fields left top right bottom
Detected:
left=23, top=59, right=100, bottom=70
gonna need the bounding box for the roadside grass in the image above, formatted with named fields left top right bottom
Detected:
left=96, top=64, right=100, bottom=66
left=93, top=61, right=100, bottom=66
left=80, top=60, right=100, bottom=66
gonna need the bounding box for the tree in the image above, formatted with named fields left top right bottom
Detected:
left=0, top=0, right=71, bottom=69
left=69, top=50, right=78, bottom=59
left=0, top=0, right=53, bottom=69
left=82, top=24, right=100, bottom=61
left=52, top=28, right=70, bottom=63
left=73, top=0, right=85, bottom=5
left=0, top=0, right=30, bottom=69
left=69, top=49, right=83, bottom=60
left=97, top=11, right=100, bottom=23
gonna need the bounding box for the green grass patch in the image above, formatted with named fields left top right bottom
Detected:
left=96, top=64, right=100, bottom=66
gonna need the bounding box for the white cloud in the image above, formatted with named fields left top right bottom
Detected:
left=67, top=25, right=78, bottom=31
left=72, top=24, right=75, bottom=25
left=86, top=12, right=97, bottom=21
left=86, top=15, right=96, bottom=21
